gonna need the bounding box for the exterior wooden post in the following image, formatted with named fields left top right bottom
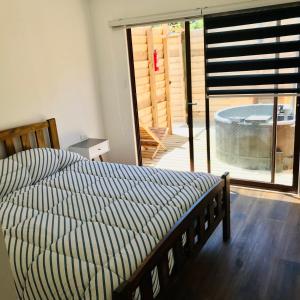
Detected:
left=163, top=24, right=173, bottom=134
left=147, top=28, right=158, bottom=127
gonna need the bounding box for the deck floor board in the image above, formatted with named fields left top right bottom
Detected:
left=143, top=123, right=293, bottom=186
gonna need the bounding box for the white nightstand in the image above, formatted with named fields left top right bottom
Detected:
left=69, top=138, right=110, bottom=161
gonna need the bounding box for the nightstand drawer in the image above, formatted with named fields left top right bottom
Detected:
left=69, top=138, right=110, bottom=160
left=89, top=140, right=110, bottom=158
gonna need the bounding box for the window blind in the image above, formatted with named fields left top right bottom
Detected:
left=204, top=3, right=300, bottom=96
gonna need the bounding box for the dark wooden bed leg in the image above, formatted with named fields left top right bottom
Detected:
left=222, top=172, right=231, bottom=242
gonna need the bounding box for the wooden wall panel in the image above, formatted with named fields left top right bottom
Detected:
left=167, top=34, right=186, bottom=122
left=132, top=25, right=171, bottom=130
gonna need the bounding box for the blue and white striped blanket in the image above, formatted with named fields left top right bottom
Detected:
left=0, top=149, right=220, bottom=299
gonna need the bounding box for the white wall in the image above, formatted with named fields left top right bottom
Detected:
left=89, top=0, right=296, bottom=164
left=0, top=0, right=104, bottom=149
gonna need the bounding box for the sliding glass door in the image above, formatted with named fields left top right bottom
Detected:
left=127, top=2, right=300, bottom=192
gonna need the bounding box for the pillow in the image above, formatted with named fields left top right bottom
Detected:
left=10, top=148, right=60, bottom=184
left=0, top=158, right=32, bottom=198
left=57, top=149, right=85, bottom=171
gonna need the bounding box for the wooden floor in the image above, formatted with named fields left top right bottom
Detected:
left=169, top=187, right=300, bottom=300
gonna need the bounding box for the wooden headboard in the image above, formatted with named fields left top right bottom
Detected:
left=0, top=118, right=60, bottom=158
left=0, top=118, right=60, bottom=298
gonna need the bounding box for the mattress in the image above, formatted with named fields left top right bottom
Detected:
left=0, top=149, right=220, bottom=300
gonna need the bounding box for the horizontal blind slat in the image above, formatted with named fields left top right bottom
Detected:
left=208, top=88, right=300, bottom=96
left=207, top=73, right=300, bottom=87
left=206, top=57, right=300, bottom=73
left=206, top=23, right=300, bottom=44
left=206, top=40, right=300, bottom=59
left=205, top=4, right=300, bottom=29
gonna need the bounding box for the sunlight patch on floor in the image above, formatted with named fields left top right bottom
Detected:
left=143, top=122, right=293, bottom=186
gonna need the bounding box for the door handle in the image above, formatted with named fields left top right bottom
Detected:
left=187, top=102, right=197, bottom=106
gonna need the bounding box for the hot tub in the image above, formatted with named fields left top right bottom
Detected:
left=215, top=104, right=294, bottom=171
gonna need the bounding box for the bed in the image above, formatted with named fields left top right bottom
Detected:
left=0, top=119, right=230, bottom=300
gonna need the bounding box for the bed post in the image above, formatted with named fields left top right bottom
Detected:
left=47, top=118, right=60, bottom=149
left=222, top=172, right=230, bottom=242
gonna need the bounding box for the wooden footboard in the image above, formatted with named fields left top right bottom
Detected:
left=113, top=172, right=230, bottom=300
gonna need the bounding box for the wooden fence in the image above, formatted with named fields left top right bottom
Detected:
left=167, top=33, right=186, bottom=122
left=131, top=25, right=293, bottom=127
left=132, top=25, right=172, bottom=133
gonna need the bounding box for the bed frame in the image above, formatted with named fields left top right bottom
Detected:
left=113, top=174, right=230, bottom=300
left=0, top=118, right=230, bottom=300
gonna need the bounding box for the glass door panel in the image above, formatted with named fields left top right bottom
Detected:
left=129, top=23, right=192, bottom=172
left=275, top=96, right=297, bottom=185
left=274, top=25, right=299, bottom=186
left=209, top=96, right=274, bottom=182
left=189, top=20, right=208, bottom=173
left=165, top=22, right=191, bottom=171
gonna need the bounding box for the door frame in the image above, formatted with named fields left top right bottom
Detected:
left=184, top=21, right=195, bottom=172
left=126, top=28, right=143, bottom=166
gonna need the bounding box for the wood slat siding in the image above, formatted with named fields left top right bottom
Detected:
left=131, top=26, right=213, bottom=125
left=167, top=34, right=186, bottom=122
left=190, top=30, right=205, bottom=117
left=132, top=26, right=172, bottom=132
left=132, top=27, right=152, bottom=127
left=0, top=119, right=60, bottom=158
left=147, top=28, right=158, bottom=127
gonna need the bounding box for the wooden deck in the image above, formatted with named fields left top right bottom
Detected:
left=143, top=122, right=293, bottom=186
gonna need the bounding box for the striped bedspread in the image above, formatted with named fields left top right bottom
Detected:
left=0, top=153, right=220, bottom=299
